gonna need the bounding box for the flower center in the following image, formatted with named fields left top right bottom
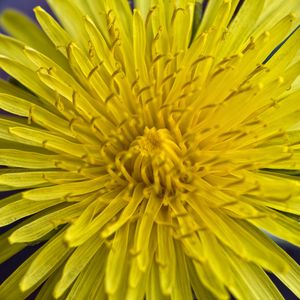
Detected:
left=136, top=127, right=162, bottom=155
left=108, top=127, right=194, bottom=196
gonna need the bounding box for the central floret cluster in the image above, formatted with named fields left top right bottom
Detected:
left=112, top=126, right=193, bottom=195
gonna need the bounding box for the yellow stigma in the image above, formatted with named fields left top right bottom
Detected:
left=137, top=127, right=162, bottom=154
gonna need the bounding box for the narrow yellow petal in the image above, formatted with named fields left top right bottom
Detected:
left=199, top=230, right=235, bottom=286
left=146, top=261, right=169, bottom=300
left=250, top=207, right=300, bottom=247
left=134, top=192, right=162, bottom=271
left=171, top=241, right=193, bottom=300
left=22, top=176, right=109, bottom=201
left=0, top=55, right=57, bottom=108
left=0, top=93, right=73, bottom=137
left=126, top=265, right=148, bottom=300
left=66, top=246, right=108, bottom=300
left=0, top=170, right=84, bottom=188
left=20, top=230, right=72, bottom=292
left=192, top=260, right=229, bottom=299
left=196, top=0, right=224, bottom=33
left=222, top=0, right=265, bottom=55
left=84, top=15, right=115, bottom=73
left=47, top=0, right=89, bottom=49
left=193, top=204, right=288, bottom=273
left=34, top=6, right=72, bottom=57
left=156, top=223, right=176, bottom=295
left=133, top=10, right=149, bottom=84
left=65, top=189, right=127, bottom=247
left=84, top=0, right=109, bottom=41
left=37, top=68, right=107, bottom=122
left=0, top=118, right=37, bottom=146
left=35, top=267, right=64, bottom=300
left=134, top=0, right=151, bottom=20
left=0, top=230, right=67, bottom=299
left=0, top=78, right=41, bottom=101
left=105, top=224, right=130, bottom=294
left=225, top=247, right=283, bottom=300
left=170, top=1, right=194, bottom=53
left=67, top=42, right=113, bottom=102
left=9, top=126, right=89, bottom=158
left=255, top=0, right=300, bottom=37
left=102, top=183, right=144, bottom=238
left=8, top=194, right=97, bottom=243
left=54, top=235, right=104, bottom=298
left=188, top=258, right=216, bottom=300
left=0, top=9, right=68, bottom=68
left=0, top=34, right=32, bottom=69
left=276, top=254, right=300, bottom=298
left=0, top=149, right=59, bottom=169
left=0, top=198, right=64, bottom=227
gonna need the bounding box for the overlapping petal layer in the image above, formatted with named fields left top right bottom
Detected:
left=0, top=0, right=299, bottom=299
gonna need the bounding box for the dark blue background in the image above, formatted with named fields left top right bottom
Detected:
left=0, top=0, right=50, bottom=23
left=0, top=1, right=299, bottom=299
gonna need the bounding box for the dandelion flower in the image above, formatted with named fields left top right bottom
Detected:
left=0, top=0, right=300, bottom=299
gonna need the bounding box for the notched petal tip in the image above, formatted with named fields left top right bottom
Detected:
left=7, top=234, right=17, bottom=245
left=19, top=279, right=29, bottom=293
left=33, top=6, right=44, bottom=15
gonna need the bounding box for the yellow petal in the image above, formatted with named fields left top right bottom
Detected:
left=0, top=170, right=84, bottom=188
left=66, top=245, right=108, bottom=300
left=47, top=0, right=89, bottom=49
left=0, top=149, right=59, bottom=169
left=9, top=194, right=96, bottom=243
left=0, top=9, right=68, bottom=68
left=250, top=207, right=300, bottom=247
left=9, top=126, right=88, bottom=158
left=170, top=241, right=193, bottom=300
left=22, top=176, right=109, bottom=201
left=34, top=6, right=72, bottom=57
left=65, top=189, right=127, bottom=247
left=20, top=230, right=71, bottom=292
left=225, top=247, right=283, bottom=300
left=0, top=198, right=64, bottom=227
left=105, top=224, right=130, bottom=294
left=156, top=223, right=176, bottom=294
left=0, top=55, right=57, bottom=108
left=275, top=254, right=300, bottom=298
left=54, top=235, right=104, bottom=298
left=222, top=0, right=265, bottom=55
left=146, top=261, right=169, bottom=300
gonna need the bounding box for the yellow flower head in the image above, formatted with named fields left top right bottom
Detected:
left=0, top=0, right=300, bottom=299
